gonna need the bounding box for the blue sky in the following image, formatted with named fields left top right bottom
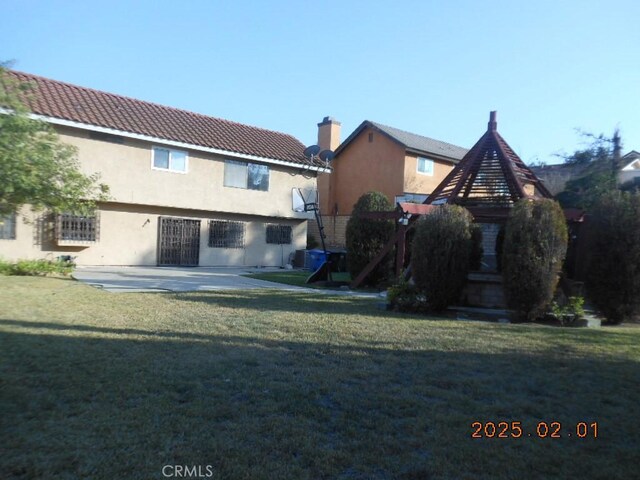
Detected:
left=2, top=0, right=638, bottom=164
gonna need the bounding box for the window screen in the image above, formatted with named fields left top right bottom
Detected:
left=247, top=164, right=269, bottom=191
left=153, top=148, right=170, bottom=169
left=224, top=160, right=270, bottom=191
left=153, top=147, right=187, bottom=172
left=266, top=224, right=292, bottom=245
left=171, top=151, right=187, bottom=172
left=0, top=213, right=16, bottom=240
left=417, top=157, right=434, bottom=175
left=209, top=220, right=245, bottom=248
left=224, top=160, right=248, bottom=188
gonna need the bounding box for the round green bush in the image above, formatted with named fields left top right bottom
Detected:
left=502, top=199, right=568, bottom=322
left=345, top=192, right=394, bottom=286
left=586, top=191, right=640, bottom=324
left=412, top=205, right=474, bottom=312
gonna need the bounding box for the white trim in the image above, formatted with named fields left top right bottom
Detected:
left=151, top=146, right=189, bottom=174
left=1, top=109, right=330, bottom=173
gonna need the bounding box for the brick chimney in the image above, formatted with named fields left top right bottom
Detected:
left=316, top=117, right=340, bottom=215
left=317, top=116, right=341, bottom=151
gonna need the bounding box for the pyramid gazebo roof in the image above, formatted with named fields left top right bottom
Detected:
left=424, top=112, right=552, bottom=219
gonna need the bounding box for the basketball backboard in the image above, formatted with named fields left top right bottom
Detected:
left=292, top=188, right=318, bottom=212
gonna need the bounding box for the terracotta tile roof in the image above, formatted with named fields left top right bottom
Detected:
left=6, top=70, right=319, bottom=167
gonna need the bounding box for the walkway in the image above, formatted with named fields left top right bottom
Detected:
left=73, top=266, right=378, bottom=298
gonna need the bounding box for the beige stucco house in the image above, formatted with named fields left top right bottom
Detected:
left=0, top=71, right=327, bottom=267
left=312, top=118, right=468, bottom=246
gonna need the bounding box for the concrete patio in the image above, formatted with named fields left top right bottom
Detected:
left=72, top=266, right=377, bottom=298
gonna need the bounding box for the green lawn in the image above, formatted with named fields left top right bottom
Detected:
left=1, top=277, right=639, bottom=479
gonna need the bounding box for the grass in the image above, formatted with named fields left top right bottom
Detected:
left=245, top=270, right=352, bottom=288
left=1, top=277, right=639, bottom=479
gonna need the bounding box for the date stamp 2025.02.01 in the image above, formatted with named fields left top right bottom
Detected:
left=471, top=421, right=598, bottom=439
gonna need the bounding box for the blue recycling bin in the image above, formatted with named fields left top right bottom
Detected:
left=307, top=249, right=327, bottom=271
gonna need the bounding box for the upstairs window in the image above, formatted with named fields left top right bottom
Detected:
left=224, top=160, right=269, bottom=191
left=417, top=157, right=434, bottom=176
left=56, top=213, right=98, bottom=242
left=0, top=212, right=16, bottom=240
left=153, top=147, right=187, bottom=173
left=266, top=224, right=292, bottom=245
left=209, top=220, right=245, bottom=248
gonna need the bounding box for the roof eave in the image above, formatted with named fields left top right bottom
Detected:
left=2, top=108, right=330, bottom=173
left=334, top=120, right=408, bottom=157
left=404, top=147, right=462, bottom=164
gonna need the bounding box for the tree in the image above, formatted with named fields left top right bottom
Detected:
left=0, top=64, right=108, bottom=216
left=502, top=199, right=568, bottom=322
left=556, top=130, right=622, bottom=210
left=412, top=205, right=474, bottom=312
left=586, top=191, right=640, bottom=324
left=345, top=192, right=394, bottom=286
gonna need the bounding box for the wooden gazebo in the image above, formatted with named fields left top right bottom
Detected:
left=424, top=111, right=552, bottom=218
left=350, top=111, right=552, bottom=288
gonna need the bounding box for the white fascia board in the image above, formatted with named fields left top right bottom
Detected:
left=621, top=159, right=640, bottom=171
left=4, top=109, right=331, bottom=173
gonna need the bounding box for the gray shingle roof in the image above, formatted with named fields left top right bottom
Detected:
left=334, top=120, right=468, bottom=162
left=369, top=122, right=468, bottom=160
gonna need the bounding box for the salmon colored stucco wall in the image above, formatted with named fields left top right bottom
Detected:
left=321, top=127, right=406, bottom=215
left=403, top=153, right=455, bottom=195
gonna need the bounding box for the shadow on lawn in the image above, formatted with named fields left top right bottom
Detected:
left=1, top=318, right=639, bottom=480
left=164, top=289, right=388, bottom=317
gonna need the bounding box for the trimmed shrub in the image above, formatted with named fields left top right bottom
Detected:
left=412, top=205, right=474, bottom=312
left=502, top=199, right=568, bottom=322
left=586, top=191, right=640, bottom=324
left=345, top=192, right=394, bottom=286
left=550, top=296, right=585, bottom=327
left=0, top=258, right=75, bottom=276
left=387, top=278, right=428, bottom=313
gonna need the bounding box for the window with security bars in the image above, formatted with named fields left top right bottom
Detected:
left=209, top=220, right=245, bottom=248
left=0, top=212, right=16, bottom=240
left=266, top=224, right=292, bottom=245
left=57, top=213, right=98, bottom=242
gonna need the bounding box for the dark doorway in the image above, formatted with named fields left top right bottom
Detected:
left=158, top=217, right=201, bottom=266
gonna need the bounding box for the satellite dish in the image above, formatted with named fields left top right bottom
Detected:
left=319, top=150, right=335, bottom=163
left=303, top=145, right=321, bottom=159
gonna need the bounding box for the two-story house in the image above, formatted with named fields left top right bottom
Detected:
left=0, top=71, right=327, bottom=267
left=312, top=118, right=468, bottom=247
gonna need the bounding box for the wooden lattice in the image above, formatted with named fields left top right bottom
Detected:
left=425, top=112, right=552, bottom=208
